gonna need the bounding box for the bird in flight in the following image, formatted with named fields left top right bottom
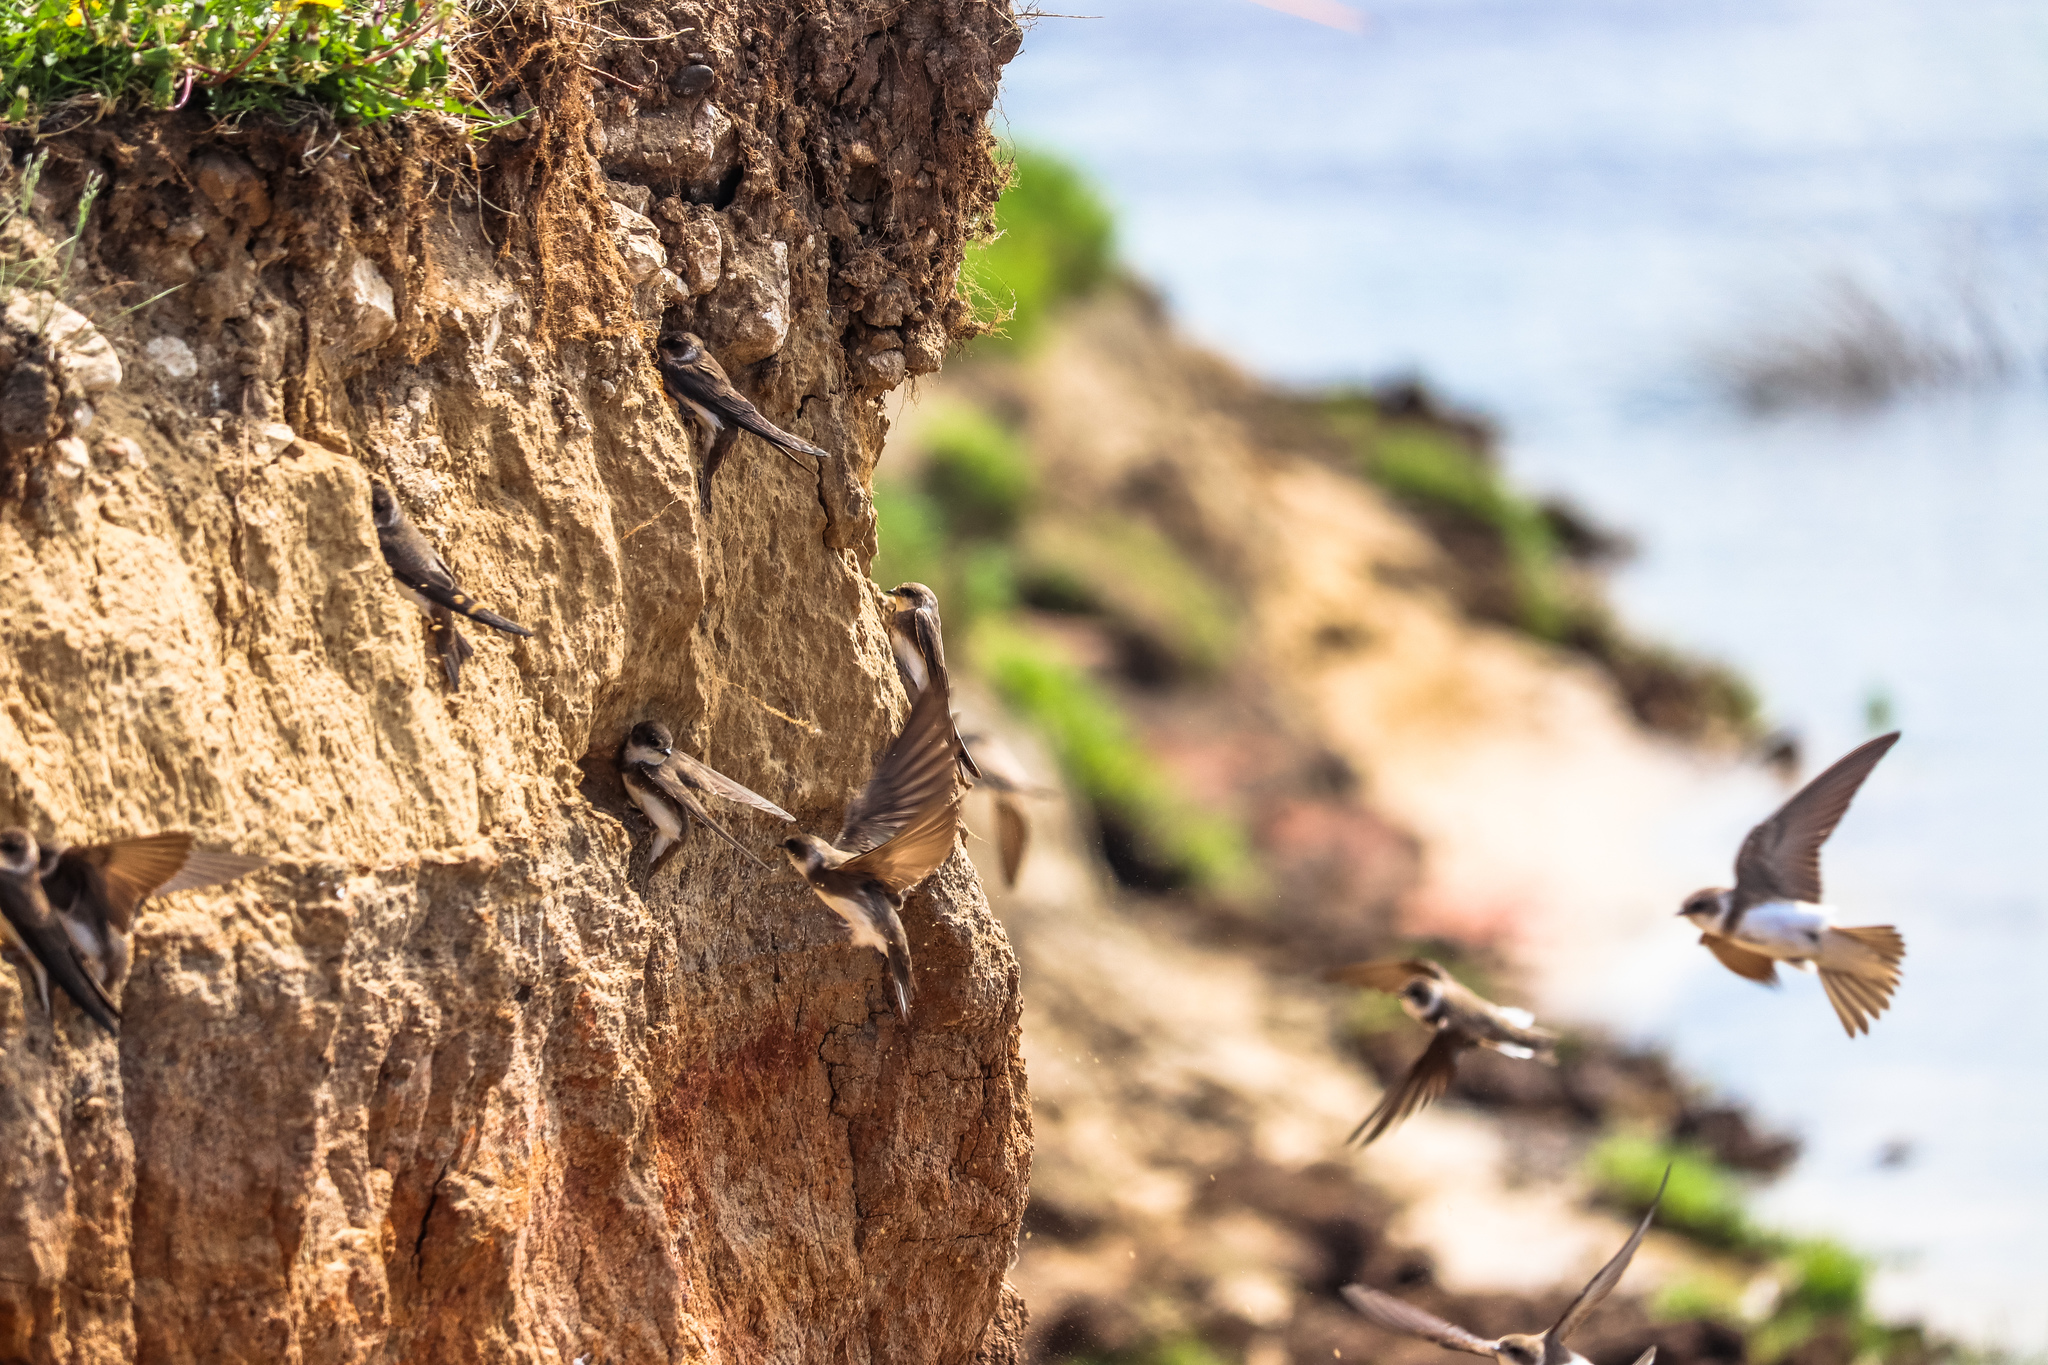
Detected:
left=1678, top=731, right=1904, bottom=1036
left=779, top=680, right=965, bottom=1021
left=1325, top=957, right=1556, bottom=1146
left=1342, top=1168, right=1668, bottom=1365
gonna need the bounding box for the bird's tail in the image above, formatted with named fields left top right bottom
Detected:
left=883, top=911, right=916, bottom=1023
left=431, top=608, right=473, bottom=689
left=459, top=602, right=534, bottom=638
left=1817, top=924, right=1904, bottom=1037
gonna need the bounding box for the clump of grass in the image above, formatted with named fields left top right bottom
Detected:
left=1588, top=1134, right=1767, bottom=1252
left=1363, top=423, right=1571, bottom=640
left=964, top=146, right=1116, bottom=350
left=979, top=618, right=1253, bottom=893
left=921, top=403, right=1036, bottom=539
left=0, top=151, right=96, bottom=309
left=1, top=0, right=478, bottom=125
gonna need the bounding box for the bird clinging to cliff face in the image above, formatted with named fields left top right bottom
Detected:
left=779, top=679, right=966, bottom=1022
left=1324, top=958, right=1557, bottom=1146
left=884, top=582, right=982, bottom=782
left=36, top=832, right=265, bottom=992
left=1342, top=1168, right=1667, bottom=1365
left=0, top=828, right=119, bottom=1036
left=370, top=483, right=533, bottom=690
left=615, top=720, right=794, bottom=872
left=653, top=332, right=832, bottom=514
left=1678, top=731, right=1904, bottom=1037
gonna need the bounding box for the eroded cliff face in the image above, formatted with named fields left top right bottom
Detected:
left=0, top=2, right=1029, bottom=1361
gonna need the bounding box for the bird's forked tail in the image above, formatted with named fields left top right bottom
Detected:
left=1817, top=924, right=1904, bottom=1038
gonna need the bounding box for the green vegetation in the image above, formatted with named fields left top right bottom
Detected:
left=1072, top=1334, right=1232, bottom=1365
left=920, top=403, right=1036, bottom=539
left=979, top=618, right=1253, bottom=892
left=0, top=151, right=97, bottom=307
left=1590, top=1133, right=1765, bottom=1251
left=964, top=146, right=1117, bottom=349
left=1, top=0, right=476, bottom=125
left=1022, top=516, right=1238, bottom=679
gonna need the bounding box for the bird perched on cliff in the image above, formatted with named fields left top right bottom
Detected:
left=653, top=332, right=831, bottom=513
left=957, top=728, right=1053, bottom=888
left=1342, top=1168, right=1667, bottom=1365
left=779, top=680, right=966, bottom=1022
left=884, top=582, right=982, bottom=782
left=615, top=721, right=794, bottom=872
left=1324, top=957, right=1557, bottom=1146
left=370, top=483, right=533, bottom=689
left=1, top=828, right=119, bottom=1035
left=1678, top=731, right=1905, bottom=1037
left=36, top=832, right=266, bottom=992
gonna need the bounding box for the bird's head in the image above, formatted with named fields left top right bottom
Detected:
left=657, top=333, right=706, bottom=368
left=1678, top=887, right=1729, bottom=926
left=779, top=834, right=829, bottom=876
left=1397, top=975, right=1444, bottom=1023
left=622, top=721, right=674, bottom=768
left=1495, top=1335, right=1552, bottom=1365
left=369, top=482, right=399, bottom=529
left=888, top=582, right=937, bottom=612
left=0, top=827, right=40, bottom=876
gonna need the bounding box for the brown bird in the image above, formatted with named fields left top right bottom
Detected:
left=38, top=831, right=266, bottom=990
left=779, top=679, right=966, bottom=1021
left=615, top=720, right=793, bottom=872
left=2, top=828, right=119, bottom=1034
left=654, top=332, right=831, bottom=511
left=958, top=728, right=1054, bottom=889
left=1342, top=1167, right=1667, bottom=1365
left=370, top=483, right=533, bottom=690
left=1326, top=958, right=1557, bottom=1146
left=1678, top=731, right=1905, bottom=1036
left=884, top=582, right=982, bottom=781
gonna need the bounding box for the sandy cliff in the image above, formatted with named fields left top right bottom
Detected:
left=0, top=2, right=1030, bottom=1361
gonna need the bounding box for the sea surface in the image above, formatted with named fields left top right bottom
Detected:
left=991, top=0, right=2048, bottom=1346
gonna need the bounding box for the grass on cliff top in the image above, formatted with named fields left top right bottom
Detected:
left=964, top=146, right=1117, bottom=351
left=1, top=0, right=478, bottom=125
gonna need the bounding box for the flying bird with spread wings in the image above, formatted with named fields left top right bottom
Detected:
left=1325, top=957, right=1557, bottom=1146
left=1678, top=731, right=1904, bottom=1036
left=779, top=680, right=966, bottom=1021
left=1342, top=1168, right=1668, bottom=1365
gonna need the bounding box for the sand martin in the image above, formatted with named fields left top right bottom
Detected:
left=958, top=728, right=1053, bottom=888
left=884, top=582, right=983, bottom=781
left=370, top=483, right=534, bottom=690
left=1342, top=1168, right=1668, bottom=1365
left=1679, top=730, right=1904, bottom=1037
left=616, top=721, right=794, bottom=872
left=0, top=829, right=119, bottom=1035
left=1325, top=958, right=1558, bottom=1146
left=654, top=333, right=830, bottom=511
left=779, top=679, right=966, bottom=1021
left=37, top=832, right=265, bottom=990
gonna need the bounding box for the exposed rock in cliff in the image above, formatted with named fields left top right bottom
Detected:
left=0, top=2, right=1030, bottom=1360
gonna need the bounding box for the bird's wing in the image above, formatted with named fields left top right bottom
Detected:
left=641, top=765, right=773, bottom=871
left=154, top=848, right=269, bottom=898
left=994, top=793, right=1028, bottom=889
left=1700, top=932, right=1781, bottom=985
left=909, top=606, right=951, bottom=690
left=55, top=834, right=196, bottom=927
left=959, top=732, right=1054, bottom=797
left=838, top=790, right=963, bottom=894
left=1324, top=958, right=1445, bottom=991
left=664, top=751, right=794, bottom=822
left=835, top=682, right=963, bottom=856
left=1547, top=1166, right=1669, bottom=1346
left=1733, top=731, right=1898, bottom=904
left=1348, top=1028, right=1467, bottom=1146
left=2, top=880, right=119, bottom=1035
left=723, top=392, right=832, bottom=463
left=1340, top=1285, right=1499, bottom=1358
left=405, top=574, right=532, bottom=637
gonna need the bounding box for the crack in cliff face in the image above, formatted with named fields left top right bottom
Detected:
left=0, top=1, right=1031, bottom=1359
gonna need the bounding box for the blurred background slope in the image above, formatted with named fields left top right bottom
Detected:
left=885, top=0, right=2048, bottom=1354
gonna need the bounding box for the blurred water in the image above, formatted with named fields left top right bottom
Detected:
left=993, top=0, right=2048, bottom=1346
